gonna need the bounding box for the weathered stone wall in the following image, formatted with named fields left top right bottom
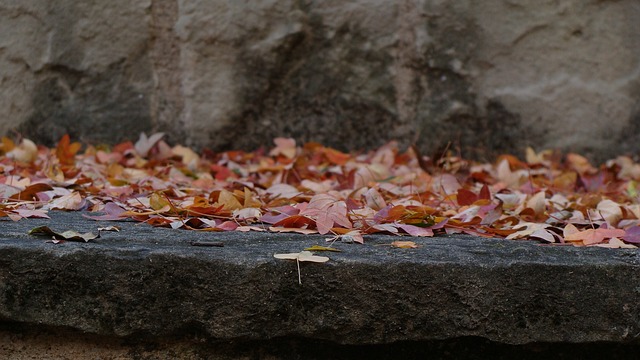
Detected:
left=1, top=0, right=639, bottom=162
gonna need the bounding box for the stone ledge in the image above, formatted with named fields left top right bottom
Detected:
left=0, top=212, right=639, bottom=347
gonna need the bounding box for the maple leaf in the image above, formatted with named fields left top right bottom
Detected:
left=299, top=194, right=351, bottom=234
left=172, top=145, right=200, bottom=168
left=134, top=132, right=165, bottom=158
left=5, top=132, right=640, bottom=252
left=269, top=137, right=297, bottom=159
left=397, top=224, right=434, bottom=237
left=215, top=189, right=243, bottom=211
left=274, top=251, right=329, bottom=284
left=83, top=202, right=127, bottom=221
left=55, top=134, right=82, bottom=165
left=28, top=226, right=99, bottom=242
left=594, top=237, right=637, bottom=249
left=506, top=222, right=553, bottom=240
left=456, top=188, right=477, bottom=206
left=304, top=245, right=341, bottom=252
left=7, top=138, right=38, bottom=163
left=595, top=199, right=622, bottom=225
left=46, top=192, right=86, bottom=211
left=325, top=230, right=364, bottom=244
left=622, top=226, right=640, bottom=244
left=266, top=183, right=301, bottom=199
left=323, top=147, right=350, bottom=165
left=363, top=187, right=387, bottom=210
left=391, top=241, right=418, bottom=249
left=564, top=226, right=625, bottom=245
left=11, top=208, right=50, bottom=220
left=269, top=226, right=318, bottom=234
left=9, top=183, right=53, bottom=201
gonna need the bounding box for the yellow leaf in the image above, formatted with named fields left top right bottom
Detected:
left=243, top=187, right=262, bottom=208
left=217, top=189, right=243, bottom=211
left=120, top=205, right=171, bottom=217
left=150, top=192, right=170, bottom=211
left=274, top=251, right=329, bottom=263
left=172, top=145, right=200, bottom=167
left=526, top=191, right=546, bottom=216
left=7, top=139, right=38, bottom=163
left=304, top=245, right=342, bottom=252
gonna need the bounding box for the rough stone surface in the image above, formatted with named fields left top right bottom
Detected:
left=0, top=211, right=639, bottom=350
left=0, top=1, right=153, bottom=146
left=1, top=1, right=639, bottom=161
left=0, top=327, right=639, bottom=360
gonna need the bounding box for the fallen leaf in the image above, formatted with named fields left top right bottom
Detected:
left=7, top=138, right=38, bottom=163
left=594, top=237, right=637, bottom=249
left=564, top=227, right=625, bottom=245
left=621, top=226, right=640, bottom=244
left=506, top=222, right=552, bottom=240
left=48, top=192, right=86, bottom=211
left=274, top=250, right=329, bottom=284
left=397, top=224, right=434, bottom=237
left=391, top=240, right=418, bottom=248
left=135, top=132, right=165, bottom=157
left=304, top=245, right=342, bottom=252
left=269, top=137, right=297, bottom=159
left=269, top=226, right=318, bottom=234
left=55, top=135, right=81, bottom=165
left=83, top=202, right=127, bottom=221
left=28, top=226, right=99, bottom=242
left=12, top=208, right=50, bottom=219
left=10, top=183, right=53, bottom=201
left=97, top=226, right=120, bottom=232
left=300, top=194, right=351, bottom=234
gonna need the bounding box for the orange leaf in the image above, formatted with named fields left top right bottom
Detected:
left=269, top=227, right=318, bottom=234
left=323, top=147, right=350, bottom=165
left=56, top=134, right=82, bottom=165
left=391, top=241, right=418, bottom=249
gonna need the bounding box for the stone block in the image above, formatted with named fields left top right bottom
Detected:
left=0, top=0, right=638, bottom=162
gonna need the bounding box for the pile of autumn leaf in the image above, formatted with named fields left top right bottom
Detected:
left=2, top=133, right=640, bottom=248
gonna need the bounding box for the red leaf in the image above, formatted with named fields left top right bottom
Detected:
left=10, top=183, right=53, bottom=201
left=273, top=215, right=316, bottom=229
left=457, top=189, right=477, bottom=206
left=479, top=184, right=491, bottom=200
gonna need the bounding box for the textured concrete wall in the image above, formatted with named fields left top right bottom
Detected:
left=1, top=0, right=639, bottom=162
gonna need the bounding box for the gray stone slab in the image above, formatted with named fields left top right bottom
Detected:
left=0, top=211, right=639, bottom=345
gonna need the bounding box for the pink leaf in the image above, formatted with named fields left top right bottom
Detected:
left=300, top=194, right=351, bottom=234
left=13, top=209, right=50, bottom=219
left=397, top=224, right=434, bottom=237
left=622, top=226, right=640, bottom=244
left=217, top=221, right=238, bottom=231
left=83, top=202, right=127, bottom=221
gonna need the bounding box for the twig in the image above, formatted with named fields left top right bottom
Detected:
left=190, top=241, right=224, bottom=247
